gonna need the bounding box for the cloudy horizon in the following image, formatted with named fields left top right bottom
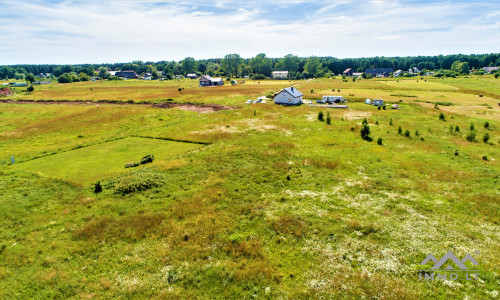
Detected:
left=1, top=0, right=499, bottom=65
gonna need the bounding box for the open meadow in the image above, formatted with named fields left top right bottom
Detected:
left=0, top=76, right=499, bottom=298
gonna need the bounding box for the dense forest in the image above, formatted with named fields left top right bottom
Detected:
left=1, top=53, right=499, bottom=81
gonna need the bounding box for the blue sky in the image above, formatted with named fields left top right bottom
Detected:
left=0, top=0, right=499, bottom=64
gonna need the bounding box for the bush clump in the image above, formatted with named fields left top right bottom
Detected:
left=112, top=169, right=165, bottom=195
left=318, top=111, right=324, bottom=122
left=140, top=154, right=155, bottom=165
left=466, top=130, right=476, bottom=142
left=360, top=124, right=372, bottom=142
left=483, top=133, right=490, bottom=143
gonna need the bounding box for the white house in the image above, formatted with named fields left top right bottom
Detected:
left=187, top=73, right=198, bottom=79
left=272, top=71, right=289, bottom=79
left=274, top=87, right=303, bottom=105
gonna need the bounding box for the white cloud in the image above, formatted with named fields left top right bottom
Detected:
left=0, top=0, right=499, bottom=64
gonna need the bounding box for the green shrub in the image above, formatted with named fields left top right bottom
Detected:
left=466, top=130, right=476, bottom=142
left=27, top=86, right=34, bottom=92
left=94, top=181, right=102, bottom=193
left=382, top=105, right=386, bottom=110
left=318, top=111, right=324, bottom=122
left=378, top=106, right=381, bottom=110
left=326, top=112, right=331, bottom=124
left=415, top=129, right=420, bottom=136
left=484, top=121, right=490, bottom=129
left=439, top=112, right=445, bottom=121
left=360, top=124, right=372, bottom=142
left=455, top=125, right=460, bottom=132
left=404, top=129, right=410, bottom=137
left=389, top=118, right=393, bottom=126
left=377, top=137, right=383, bottom=145
left=483, top=133, right=490, bottom=143
left=140, top=154, right=155, bottom=165
left=470, top=123, right=475, bottom=131
left=362, top=117, right=368, bottom=125
left=398, top=126, right=403, bottom=135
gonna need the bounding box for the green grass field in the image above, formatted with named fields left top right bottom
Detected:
left=11, top=137, right=202, bottom=185
left=0, top=76, right=498, bottom=299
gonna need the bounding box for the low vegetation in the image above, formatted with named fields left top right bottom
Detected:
left=0, top=76, right=498, bottom=299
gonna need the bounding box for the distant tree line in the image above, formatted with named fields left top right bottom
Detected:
left=1, top=53, right=499, bottom=81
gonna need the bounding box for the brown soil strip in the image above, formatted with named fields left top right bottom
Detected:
left=0, top=99, right=239, bottom=112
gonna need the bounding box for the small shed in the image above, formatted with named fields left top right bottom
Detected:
left=373, top=99, right=384, bottom=106
left=187, top=73, right=198, bottom=79
left=274, top=87, right=303, bottom=105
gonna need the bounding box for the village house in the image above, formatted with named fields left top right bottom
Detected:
left=343, top=68, right=353, bottom=76
left=115, top=70, right=139, bottom=79
left=0, top=88, right=13, bottom=96
left=274, top=87, right=303, bottom=105
left=272, top=71, right=288, bottom=79
left=199, top=75, right=223, bottom=87
left=483, top=67, right=499, bottom=74
left=365, top=68, right=393, bottom=77
left=186, top=73, right=198, bottom=79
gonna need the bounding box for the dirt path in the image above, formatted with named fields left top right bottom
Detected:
left=0, top=99, right=239, bottom=113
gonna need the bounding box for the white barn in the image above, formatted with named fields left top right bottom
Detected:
left=274, top=87, right=303, bottom=105
left=272, top=71, right=289, bottom=79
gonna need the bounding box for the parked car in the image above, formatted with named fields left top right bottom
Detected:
left=316, top=100, right=326, bottom=104
left=308, top=101, right=313, bottom=104
left=246, top=99, right=252, bottom=103
left=254, top=98, right=262, bottom=103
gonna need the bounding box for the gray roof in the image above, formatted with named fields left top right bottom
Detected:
left=365, top=68, right=393, bottom=74
left=282, top=87, right=303, bottom=97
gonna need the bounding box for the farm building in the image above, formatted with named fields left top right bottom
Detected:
left=373, top=99, right=384, bottom=106
left=323, top=96, right=345, bottom=103
left=14, top=82, right=27, bottom=87
left=116, top=70, right=139, bottom=79
left=187, top=73, right=198, bottom=79
left=0, top=88, right=13, bottom=96
left=365, top=68, right=393, bottom=77
left=393, top=70, right=403, bottom=77
left=199, top=75, right=224, bottom=87
left=343, top=68, right=353, bottom=76
left=272, top=71, right=288, bottom=79
left=274, top=87, right=303, bottom=105
left=483, top=67, right=499, bottom=74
